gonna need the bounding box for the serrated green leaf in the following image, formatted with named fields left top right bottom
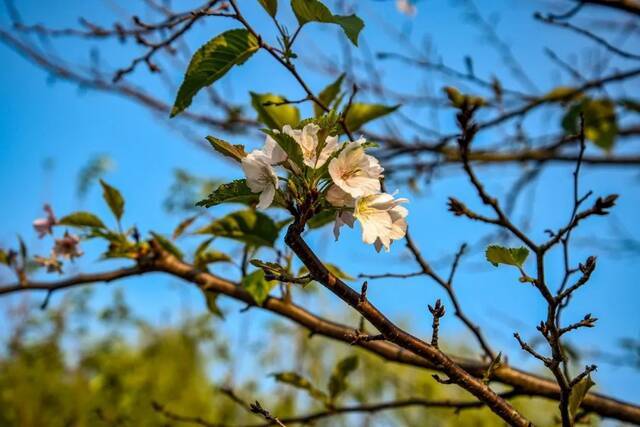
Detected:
left=205, top=136, right=247, bottom=162
left=291, top=0, right=364, bottom=46
left=344, top=103, right=399, bottom=132
left=171, top=29, right=259, bottom=117
left=272, top=372, right=329, bottom=404
left=242, top=269, right=277, bottom=305
left=151, top=232, right=183, bottom=260
left=196, top=180, right=256, bottom=208
left=196, top=210, right=279, bottom=248
left=257, top=0, right=277, bottom=17
left=58, top=212, right=106, bottom=229
left=328, top=355, right=358, bottom=400
left=250, top=92, right=301, bottom=130
left=315, top=73, right=345, bottom=117
left=202, top=290, right=225, bottom=319
left=485, top=245, right=529, bottom=268
left=263, top=129, right=305, bottom=168
left=569, top=374, right=595, bottom=422
left=100, top=179, right=125, bottom=222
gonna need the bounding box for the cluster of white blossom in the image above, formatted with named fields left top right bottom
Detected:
left=241, top=123, right=408, bottom=252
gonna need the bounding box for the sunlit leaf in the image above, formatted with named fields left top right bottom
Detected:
left=542, top=86, right=581, bottom=102
left=562, top=98, right=617, bottom=151
left=196, top=180, right=256, bottom=208
left=485, top=245, right=529, bottom=268
left=272, top=372, right=329, bottom=404
left=242, top=269, right=277, bottom=305
left=291, top=0, right=364, bottom=46
left=250, top=92, right=301, bottom=130
left=172, top=215, right=198, bottom=240
left=257, top=0, right=277, bottom=17
left=205, top=136, right=247, bottom=162
left=202, top=290, right=225, bottom=319
left=195, top=250, right=232, bottom=270
left=59, top=212, right=106, bottom=229
left=443, top=86, right=486, bottom=109
left=568, top=374, right=595, bottom=421
left=262, top=129, right=305, bottom=169
left=171, top=29, right=259, bottom=117
left=344, top=103, right=399, bottom=132
left=196, top=210, right=279, bottom=248
left=315, top=73, right=345, bottom=117
left=100, top=179, right=124, bottom=222
left=150, top=232, right=183, bottom=260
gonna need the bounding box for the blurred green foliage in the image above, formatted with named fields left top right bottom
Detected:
left=0, top=289, right=569, bottom=426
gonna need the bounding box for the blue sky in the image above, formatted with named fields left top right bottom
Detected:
left=1, top=0, right=639, bottom=416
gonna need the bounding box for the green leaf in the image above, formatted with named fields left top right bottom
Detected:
left=263, top=129, right=305, bottom=168
left=562, top=98, right=617, bottom=151
left=196, top=210, right=279, bottom=248
left=0, top=249, right=9, bottom=266
left=568, top=374, right=595, bottom=422
left=202, top=290, right=225, bottom=319
left=205, top=136, right=247, bottom=162
left=328, top=355, right=358, bottom=401
left=299, top=262, right=354, bottom=282
left=151, top=232, right=183, bottom=260
left=250, top=259, right=287, bottom=275
left=250, top=92, right=301, bottom=130
left=344, top=103, right=399, bottom=132
left=443, top=86, right=486, bottom=109
left=272, top=372, right=328, bottom=404
left=307, top=209, right=335, bottom=229
left=100, top=179, right=125, bottom=222
left=291, top=0, right=364, bottom=46
left=195, top=250, right=232, bottom=270
left=196, top=180, right=256, bottom=208
left=326, top=263, right=354, bottom=281
left=315, top=73, right=345, bottom=117
left=172, top=215, right=198, bottom=240
left=171, top=29, right=259, bottom=117
left=542, top=86, right=581, bottom=102
left=257, top=0, right=278, bottom=17
left=242, top=269, right=277, bottom=305
left=58, top=212, right=106, bottom=229
left=485, top=245, right=529, bottom=268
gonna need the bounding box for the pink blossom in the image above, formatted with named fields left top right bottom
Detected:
left=33, top=204, right=57, bottom=238
left=53, top=232, right=83, bottom=260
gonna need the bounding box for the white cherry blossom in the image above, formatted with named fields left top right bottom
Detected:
left=326, top=185, right=355, bottom=208
left=333, top=210, right=355, bottom=241
left=353, top=193, right=408, bottom=252
left=328, top=139, right=383, bottom=198
left=283, top=123, right=338, bottom=169
left=263, top=135, right=287, bottom=164
left=241, top=150, right=279, bottom=209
